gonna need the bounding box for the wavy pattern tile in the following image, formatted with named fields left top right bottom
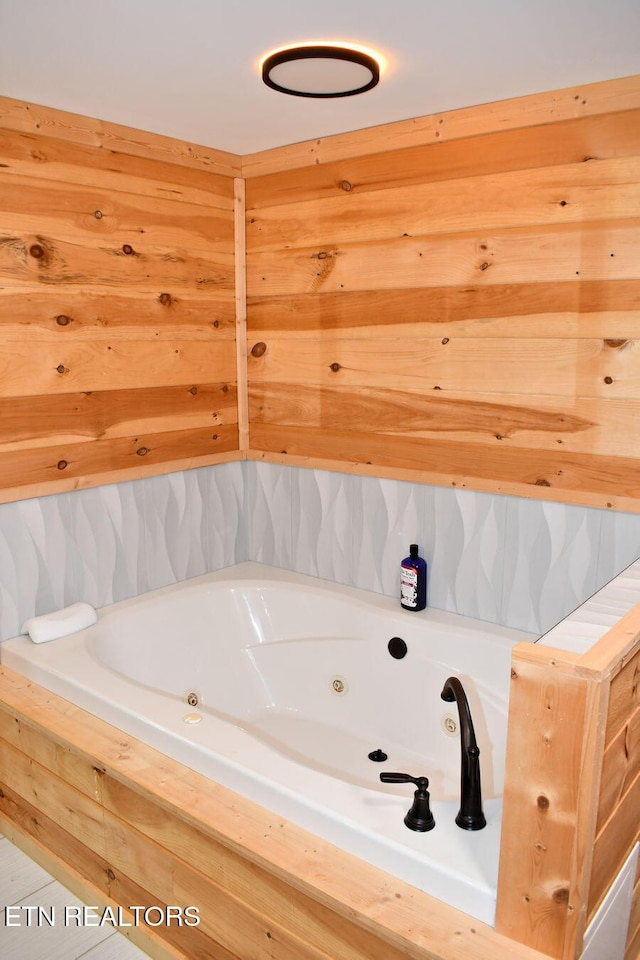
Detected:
left=245, top=460, right=292, bottom=568
left=291, top=468, right=353, bottom=585
left=501, top=497, right=606, bottom=633
left=138, top=463, right=247, bottom=592
left=254, top=466, right=640, bottom=634
left=141, top=469, right=209, bottom=591
left=597, top=508, right=640, bottom=589
left=0, top=462, right=247, bottom=642
left=2, top=460, right=640, bottom=644
left=203, top=460, right=248, bottom=570
left=425, top=487, right=508, bottom=624
left=350, top=475, right=423, bottom=596
left=69, top=480, right=146, bottom=607
left=0, top=494, right=78, bottom=643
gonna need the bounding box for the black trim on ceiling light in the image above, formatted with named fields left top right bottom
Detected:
left=261, top=44, right=380, bottom=98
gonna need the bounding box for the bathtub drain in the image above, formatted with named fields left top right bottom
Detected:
left=330, top=676, right=348, bottom=695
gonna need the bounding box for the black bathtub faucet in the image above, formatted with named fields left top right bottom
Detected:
left=440, top=676, right=486, bottom=831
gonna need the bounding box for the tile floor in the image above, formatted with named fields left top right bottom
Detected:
left=0, top=832, right=149, bottom=959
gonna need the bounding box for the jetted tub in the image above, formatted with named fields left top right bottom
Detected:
left=0, top=562, right=536, bottom=924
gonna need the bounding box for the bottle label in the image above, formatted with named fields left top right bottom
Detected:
left=401, top=565, right=418, bottom=607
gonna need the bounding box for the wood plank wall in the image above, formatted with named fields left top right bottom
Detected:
left=244, top=74, right=640, bottom=513
left=0, top=97, right=243, bottom=504
left=3, top=77, right=640, bottom=512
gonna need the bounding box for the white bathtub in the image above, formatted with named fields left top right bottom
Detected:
left=0, top=562, right=536, bottom=925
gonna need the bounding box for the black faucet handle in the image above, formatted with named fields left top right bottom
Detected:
left=380, top=772, right=429, bottom=789
left=380, top=771, right=435, bottom=832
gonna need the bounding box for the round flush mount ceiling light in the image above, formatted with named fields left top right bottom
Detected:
left=261, top=42, right=382, bottom=98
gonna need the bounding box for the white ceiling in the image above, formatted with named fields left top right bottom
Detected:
left=1, top=0, right=639, bottom=156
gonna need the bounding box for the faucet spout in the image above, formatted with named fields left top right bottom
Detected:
left=441, top=676, right=486, bottom=830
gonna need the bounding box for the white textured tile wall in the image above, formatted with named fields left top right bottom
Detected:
left=0, top=493, right=79, bottom=642
left=597, top=507, right=640, bottom=588
left=2, top=460, right=640, bottom=643
left=501, top=497, right=606, bottom=633
left=246, top=464, right=640, bottom=636
left=351, top=475, right=423, bottom=596
left=425, top=485, right=508, bottom=625
left=0, top=462, right=248, bottom=642
left=292, top=466, right=353, bottom=584
left=69, top=480, right=147, bottom=606
left=203, top=459, right=247, bottom=569
left=245, top=460, right=293, bottom=568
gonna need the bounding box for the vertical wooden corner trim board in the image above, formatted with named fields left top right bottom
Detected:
left=234, top=177, right=249, bottom=453
left=495, top=643, right=608, bottom=960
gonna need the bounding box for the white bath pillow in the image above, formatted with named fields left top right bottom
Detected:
left=22, top=602, right=98, bottom=644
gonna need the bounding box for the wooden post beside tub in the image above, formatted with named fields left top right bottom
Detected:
left=496, top=603, right=640, bottom=960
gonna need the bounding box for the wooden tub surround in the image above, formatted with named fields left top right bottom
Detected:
left=0, top=587, right=639, bottom=960
left=0, top=665, right=547, bottom=960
